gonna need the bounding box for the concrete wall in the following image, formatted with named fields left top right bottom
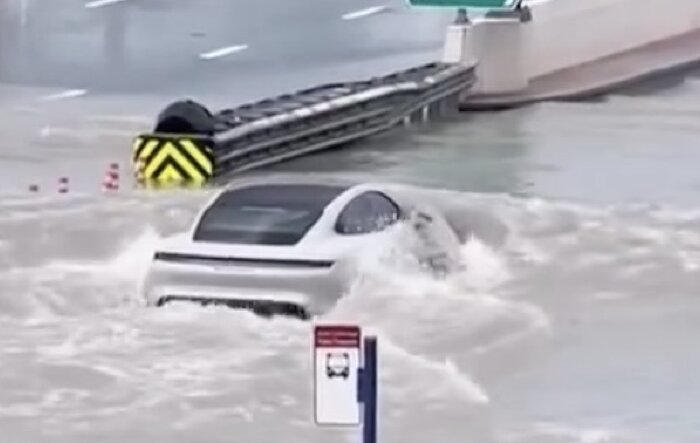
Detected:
left=525, top=0, right=700, bottom=77
left=443, top=0, right=700, bottom=95
left=467, top=18, right=527, bottom=95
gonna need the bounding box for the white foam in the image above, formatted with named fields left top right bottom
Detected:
left=318, top=215, right=552, bottom=418
left=107, top=226, right=163, bottom=280
left=0, top=225, right=166, bottom=325
left=379, top=335, right=490, bottom=405
left=327, top=219, right=545, bottom=334
left=677, top=250, right=700, bottom=272
left=3, top=226, right=162, bottom=283
left=2, top=183, right=697, bottom=440
left=469, top=304, right=551, bottom=356
left=531, top=422, right=624, bottom=443
left=457, top=235, right=511, bottom=291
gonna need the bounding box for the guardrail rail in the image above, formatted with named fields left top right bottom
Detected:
left=131, top=61, right=476, bottom=187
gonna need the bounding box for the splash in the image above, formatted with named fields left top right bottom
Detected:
left=327, top=216, right=546, bottom=343
left=321, top=211, right=551, bottom=429
left=105, top=225, right=165, bottom=299
left=0, top=226, right=165, bottom=322
left=498, top=421, right=648, bottom=443
left=378, top=335, right=490, bottom=405
left=1, top=182, right=697, bottom=443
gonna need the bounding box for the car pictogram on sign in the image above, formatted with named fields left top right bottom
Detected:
left=325, top=352, right=350, bottom=379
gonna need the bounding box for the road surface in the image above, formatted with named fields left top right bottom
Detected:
left=1, top=2, right=699, bottom=442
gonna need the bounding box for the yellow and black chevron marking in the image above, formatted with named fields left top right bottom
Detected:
left=131, top=134, right=214, bottom=187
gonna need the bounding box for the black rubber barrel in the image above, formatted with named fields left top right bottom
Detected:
left=154, top=99, right=215, bottom=136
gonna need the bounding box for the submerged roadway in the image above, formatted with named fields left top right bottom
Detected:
left=1, top=2, right=700, bottom=443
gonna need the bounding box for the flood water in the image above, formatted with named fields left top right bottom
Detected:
left=1, top=2, right=700, bottom=441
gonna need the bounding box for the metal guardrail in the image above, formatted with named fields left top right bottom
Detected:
left=131, top=61, right=476, bottom=187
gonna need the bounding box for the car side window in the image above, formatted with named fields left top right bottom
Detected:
left=335, top=191, right=400, bottom=235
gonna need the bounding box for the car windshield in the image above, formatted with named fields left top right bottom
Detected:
left=193, top=184, right=347, bottom=245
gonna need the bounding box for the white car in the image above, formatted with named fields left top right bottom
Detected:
left=141, top=175, right=466, bottom=319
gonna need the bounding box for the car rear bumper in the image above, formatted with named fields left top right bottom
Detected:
left=154, top=291, right=312, bottom=320
left=141, top=257, right=352, bottom=317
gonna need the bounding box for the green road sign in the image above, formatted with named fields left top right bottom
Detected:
left=408, top=0, right=518, bottom=8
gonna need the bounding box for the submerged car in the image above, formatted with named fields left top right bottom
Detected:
left=141, top=175, right=466, bottom=319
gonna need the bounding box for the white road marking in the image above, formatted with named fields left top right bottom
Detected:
left=38, top=89, right=88, bottom=101
left=39, top=126, right=136, bottom=138
left=85, top=0, right=128, bottom=8
left=199, top=44, right=249, bottom=60
left=9, top=105, right=42, bottom=114
left=341, top=5, right=390, bottom=20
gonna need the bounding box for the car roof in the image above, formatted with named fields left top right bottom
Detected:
left=188, top=174, right=419, bottom=241
left=212, top=182, right=348, bottom=210
left=221, top=172, right=364, bottom=192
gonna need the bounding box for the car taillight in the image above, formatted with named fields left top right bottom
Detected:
left=152, top=251, right=334, bottom=268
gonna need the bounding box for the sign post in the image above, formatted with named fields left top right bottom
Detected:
left=360, top=336, right=378, bottom=443
left=314, top=324, right=378, bottom=443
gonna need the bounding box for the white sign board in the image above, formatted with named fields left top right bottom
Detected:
left=314, top=324, right=362, bottom=426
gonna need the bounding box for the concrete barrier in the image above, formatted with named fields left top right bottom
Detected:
left=130, top=62, right=476, bottom=186
left=446, top=0, right=700, bottom=108
left=526, top=0, right=700, bottom=78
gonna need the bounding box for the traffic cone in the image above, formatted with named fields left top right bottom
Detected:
left=58, top=177, right=69, bottom=193
left=102, top=163, right=120, bottom=191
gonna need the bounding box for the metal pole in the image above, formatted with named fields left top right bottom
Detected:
left=103, top=3, right=127, bottom=68
left=19, top=0, right=28, bottom=52
left=453, top=7, right=470, bottom=25
left=361, top=336, right=378, bottom=443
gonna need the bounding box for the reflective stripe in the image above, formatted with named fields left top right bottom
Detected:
left=131, top=135, right=214, bottom=187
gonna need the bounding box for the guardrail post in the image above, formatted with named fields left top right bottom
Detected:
left=361, top=336, right=378, bottom=443
left=428, top=101, right=442, bottom=120
left=410, top=109, right=422, bottom=124
left=421, top=106, right=430, bottom=123
left=438, top=97, right=449, bottom=117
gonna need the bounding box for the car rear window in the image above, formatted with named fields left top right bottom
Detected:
left=193, top=184, right=347, bottom=245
